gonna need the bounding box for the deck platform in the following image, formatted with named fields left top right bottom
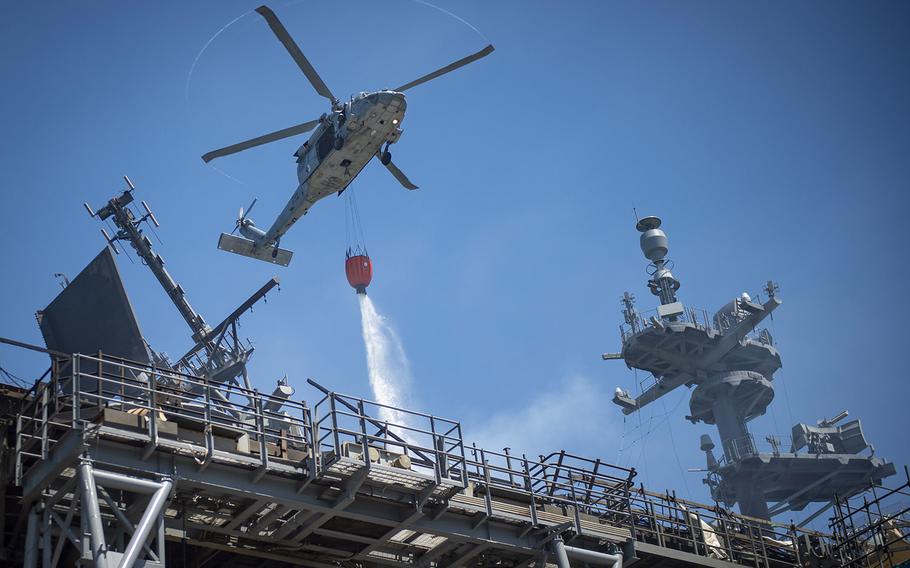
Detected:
left=3, top=348, right=833, bottom=567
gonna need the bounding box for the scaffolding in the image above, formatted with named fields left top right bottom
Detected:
left=830, top=467, right=910, bottom=568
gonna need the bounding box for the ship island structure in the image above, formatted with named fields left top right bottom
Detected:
left=0, top=180, right=906, bottom=568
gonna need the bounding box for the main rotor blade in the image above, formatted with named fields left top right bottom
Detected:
left=377, top=152, right=418, bottom=190
left=202, top=119, right=319, bottom=163
left=394, top=44, right=494, bottom=92
left=255, top=5, right=336, bottom=103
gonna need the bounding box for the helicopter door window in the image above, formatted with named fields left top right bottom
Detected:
left=316, top=123, right=336, bottom=161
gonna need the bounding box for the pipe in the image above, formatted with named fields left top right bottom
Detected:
left=93, top=469, right=164, bottom=494
left=117, top=478, right=173, bottom=568
left=564, top=545, right=623, bottom=568
left=79, top=461, right=108, bottom=568
left=23, top=504, right=40, bottom=568
left=552, top=536, right=572, bottom=568
left=97, top=487, right=158, bottom=562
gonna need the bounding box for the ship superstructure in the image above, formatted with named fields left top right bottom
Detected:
left=609, top=215, right=896, bottom=522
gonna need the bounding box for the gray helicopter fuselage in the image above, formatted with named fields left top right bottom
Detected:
left=240, top=91, right=405, bottom=246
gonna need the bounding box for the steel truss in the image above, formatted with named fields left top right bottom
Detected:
left=829, top=466, right=910, bottom=568
left=24, top=460, right=171, bottom=568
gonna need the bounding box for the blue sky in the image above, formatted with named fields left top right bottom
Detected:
left=1, top=1, right=908, bottom=523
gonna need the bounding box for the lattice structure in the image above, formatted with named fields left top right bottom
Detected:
left=830, top=467, right=910, bottom=568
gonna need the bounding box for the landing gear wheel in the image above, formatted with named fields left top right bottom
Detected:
left=380, top=150, right=392, bottom=165
left=334, top=137, right=344, bottom=151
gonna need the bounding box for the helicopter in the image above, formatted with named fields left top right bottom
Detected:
left=204, top=5, right=494, bottom=266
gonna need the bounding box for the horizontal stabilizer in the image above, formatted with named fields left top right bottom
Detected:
left=217, top=233, right=293, bottom=267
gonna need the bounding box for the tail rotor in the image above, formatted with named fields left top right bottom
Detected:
left=232, top=198, right=258, bottom=234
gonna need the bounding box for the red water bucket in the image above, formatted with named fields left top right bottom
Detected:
left=345, top=253, right=372, bottom=294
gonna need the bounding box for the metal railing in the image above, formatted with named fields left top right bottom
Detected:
left=16, top=351, right=314, bottom=485
left=713, top=433, right=824, bottom=466
left=5, top=341, right=836, bottom=568
left=311, top=384, right=467, bottom=486
left=627, top=485, right=826, bottom=568
left=620, top=304, right=773, bottom=347
left=830, top=466, right=910, bottom=568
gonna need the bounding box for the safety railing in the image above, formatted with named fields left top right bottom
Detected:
left=626, top=485, right=826, bottom=568
left=620, top=304, right=774, bottom=347
left=312, top=385, right=467, bottom=487
left=16, top=351, right=314, bottom=485
left=620, top=305, right=712, bottom=342
left=457, top=447, right=637, bottom=540
left=712, top=434, right=802, bottom=468
left=454, top=445, right=819, bottom=568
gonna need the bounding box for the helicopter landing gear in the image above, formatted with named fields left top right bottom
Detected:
left=380, top=143, right=392, bottom=165
left=272, top=239, right=280, bottom=259
left=334, top=136, right=344, bottom=151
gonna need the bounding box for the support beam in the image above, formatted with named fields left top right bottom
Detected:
left=224, top=499, right=268, bottom=531
left=288, top=466, right=369, bottom=542
left=355, top=506, right=425, bottom=559
left=23, top=426, right=88, bottom=503
left=79, top=461, right=108, bottom=568
left=164, top=531, right=349, bottom=568
left=552, top=536, right=572, bottom=568
left=312, top=528, right=379, bottom=546
left=250, top=504, right=290, bottom=535
left=97, top=487, right=158, bottom=562
left=89, top=437, right=539, bottom=554
left=23, top=504, right=39, bottom=568
left=565, top=544, right=623, bottom=567
left=449, top=542, right=489, bottom=567
left=767, top=468, right=840, bottom=516
left=797, top=500, right=836, bottom=526
left=415, top=540, right=457, bottom=567
left=116, top=476, right=173, bottom=568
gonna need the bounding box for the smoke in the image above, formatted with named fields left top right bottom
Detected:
left=469, top=375, right=623, bottom=459
left=357, top=294, right=415, bottom=434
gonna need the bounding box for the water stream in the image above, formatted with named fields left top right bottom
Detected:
left=357, top=294, right=415, bottom=436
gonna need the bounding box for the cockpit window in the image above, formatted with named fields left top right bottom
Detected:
left=316, top=123, right=336, bottom=161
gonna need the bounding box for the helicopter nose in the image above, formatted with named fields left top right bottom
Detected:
left=377, top=91, right=406, bottom=111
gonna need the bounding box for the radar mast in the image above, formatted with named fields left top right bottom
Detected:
left=609, top=215, right=895, bottom=522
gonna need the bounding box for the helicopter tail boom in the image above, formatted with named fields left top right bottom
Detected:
left=217, top=233, right=293, bottom=267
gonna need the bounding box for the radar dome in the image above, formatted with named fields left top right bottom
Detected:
left=636, top=216, right=668, bottom=261
left=700, top=434, right=715, bottom=452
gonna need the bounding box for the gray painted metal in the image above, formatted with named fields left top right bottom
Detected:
left=611, top=214, right=896, bottom=521
left=86, top=183, right=209, bottom=342
left=115, top=475, right=172, bottom=568
left=217, top=232, right=292, bottom=266
left=79, top=461, right=108, bottom=568
left=37, top=246, right=151, bottom=381
left=9, top=343, right=832, bottom=568
left=23, top=505, right=39, bottom=568
left=200, top=5, right=494, bottom=265
left=564, top=544, right=623, bottom=567
left=552, top=536, right=572, bottom=568
left=85, top=182, right=279, bottom=395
